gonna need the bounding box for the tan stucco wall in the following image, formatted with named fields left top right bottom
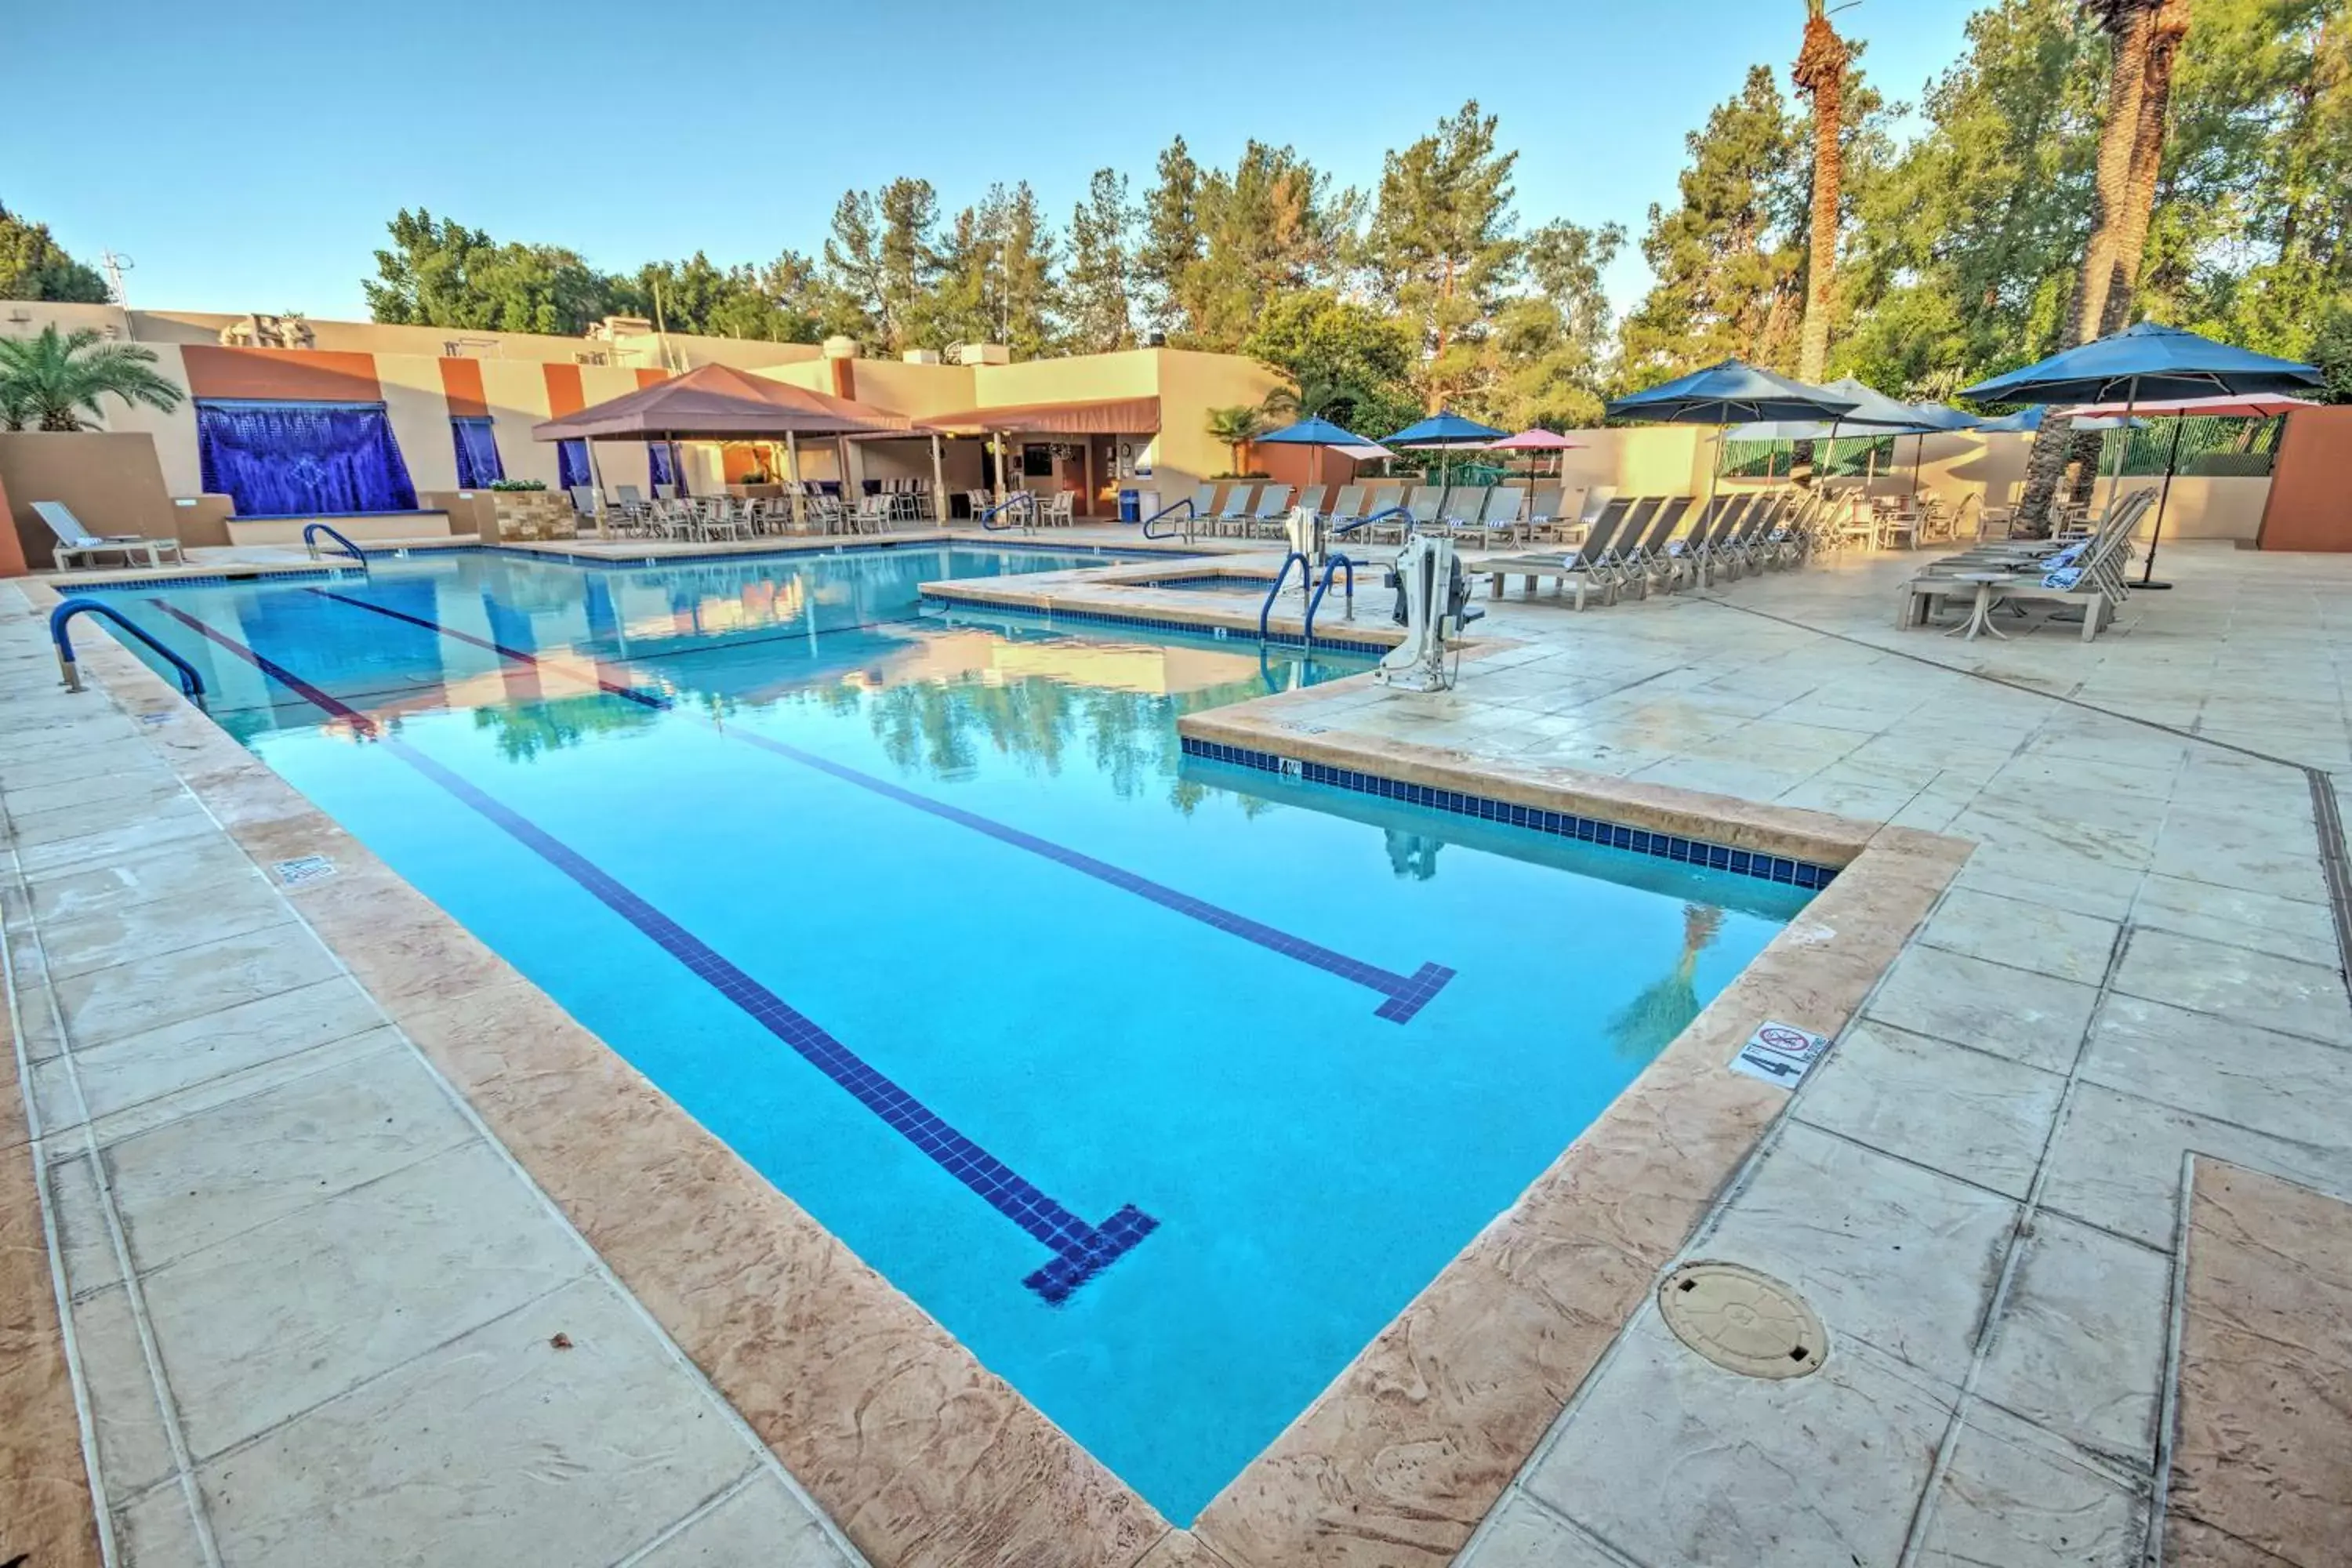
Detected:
left=0, top=432, right=178, bottom=570
left=1146, top=350, right=1287, bottom=492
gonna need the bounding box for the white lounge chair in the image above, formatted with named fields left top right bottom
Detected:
left=34, top=501, right=186, bottom=570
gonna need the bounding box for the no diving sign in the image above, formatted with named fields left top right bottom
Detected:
left=1730, top=1022, right=1831, bottom=1089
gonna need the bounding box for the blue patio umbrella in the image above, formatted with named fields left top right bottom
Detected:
left=1610, top=360, right=1859, bottom=517
left=1968, top=405, right=2144, bottom=434
left=1383, top=411, right=1508, bottom=489
left=1962, top=323, right=2320, bottom=586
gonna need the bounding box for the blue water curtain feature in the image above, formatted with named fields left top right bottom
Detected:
left=451, top=417, right=504, bottom=488
left=648, top=439, right=682, bottom=495
left=557, top=438, right=591, bottom=492
left=194, top=399, right=419, bottom=517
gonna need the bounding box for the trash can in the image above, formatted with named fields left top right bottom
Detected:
left=1118, top=488, right=1140, bottom=523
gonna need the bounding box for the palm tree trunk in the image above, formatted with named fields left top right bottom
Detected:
left=2066, top=0, right=2194, bottom=504
left=2020, top=1, right=2164, bottom=529
left=1798, top=71, right=1842, bottom=386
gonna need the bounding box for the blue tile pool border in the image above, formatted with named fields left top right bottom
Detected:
left=1181, top=737, right=1841, bottom=891
left=918, top=591, right=1394, bottom=657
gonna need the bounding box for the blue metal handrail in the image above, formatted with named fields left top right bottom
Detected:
left=1258, top=551, right=1312, bottom=641
left=978, top=493, right=1035, bottom=532
left=1140, top=496, right=1198, bottom=541
left=1304, top=554, right=1356, bottom=646
left=1333, top=505, right=1412, bottom=539
left=302, top=521, right=369, bottom=567
left=50, top=598, right=205, bottom=702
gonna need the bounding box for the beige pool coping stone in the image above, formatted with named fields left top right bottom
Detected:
left=920, top=554, right=1413, bottom=650
left=8, top=572, right=1970, bottom=1568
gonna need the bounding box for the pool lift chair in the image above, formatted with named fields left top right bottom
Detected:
left=1376, top=532, right=1483, bottom=694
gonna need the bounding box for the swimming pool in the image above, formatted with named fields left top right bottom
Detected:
left=93, top=543, right=1811, bottom=1521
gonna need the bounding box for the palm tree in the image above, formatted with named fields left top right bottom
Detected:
left=0, top=325, right=185, bottom=432
left=2018, top=0, right=2194, bottom=526
left=1204, top=403, right=1272, bottom=474
left=1792, top=0, right=1852, bottom=390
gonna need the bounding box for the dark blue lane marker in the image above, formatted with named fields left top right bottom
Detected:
left=308, top=586, right=1458, bottom=1023
left=302, top=588, right=673, bottom=710
left=151, top=601, right=1153, bottom=1304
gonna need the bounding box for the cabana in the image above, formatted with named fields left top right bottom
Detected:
left=532, top=364, right=922, bottom=532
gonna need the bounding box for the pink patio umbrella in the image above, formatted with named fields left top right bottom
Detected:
left=2065, top=392, right=2320, bottom=587
left=1484, top=427, right=1584, bottom=481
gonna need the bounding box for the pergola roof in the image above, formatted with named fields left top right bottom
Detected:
left=531, top=364, right=913, bottom=441
left=918, top=397, right=1161, bottom=436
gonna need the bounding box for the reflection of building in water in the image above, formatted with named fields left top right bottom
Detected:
left=1385, top=828, right=1443, bottom=881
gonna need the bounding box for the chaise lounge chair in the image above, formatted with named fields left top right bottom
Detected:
left=34, top=501, right=187, bottom=571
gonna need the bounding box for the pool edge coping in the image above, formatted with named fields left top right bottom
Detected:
left=16, top=573, right=1972, bottom=1568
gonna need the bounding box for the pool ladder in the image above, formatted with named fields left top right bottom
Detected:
left=1258, top=553, right=1356, bottom=648
left=50, top=597, right=206, bottom=703
left=303, top=521, right=370, bottom=569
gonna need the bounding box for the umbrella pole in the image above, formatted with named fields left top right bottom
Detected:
left=786, top=432, right=803, bottom=529
left=584, top=437, right=610, bottom=541
left=929, top=433, right=946, bottom=528
left=2140, top=413, right=2187, bottom=591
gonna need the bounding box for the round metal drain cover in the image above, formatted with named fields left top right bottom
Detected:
left=1659, top=1262, right=1826, bottom=1379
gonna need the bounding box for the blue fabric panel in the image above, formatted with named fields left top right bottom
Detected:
left=452, top=418, right=504, bottom=488
left=195, top=401, right=419, bottom=517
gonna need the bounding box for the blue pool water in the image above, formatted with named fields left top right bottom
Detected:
left=95, top=543, right=1810, bottom=1521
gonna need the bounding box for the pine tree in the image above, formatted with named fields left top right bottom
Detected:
left=1364, top=101, right=1523, bottom=412
left=1135, top=137, right=1205, bottom=340
left=1620, top=67, right=1808, bottom=381
left=1065, top=169, right=1136, bottom=354
left=822, top=180, right=944, bottom=352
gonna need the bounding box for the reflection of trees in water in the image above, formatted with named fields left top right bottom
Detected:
left=470, top=695, right=661, bottom=761
left=1385, top=829, right=1444, bottom=881
left=844, top=655, right=1288, bottom=815
left=1605, top=904, right=1727, bottom=1066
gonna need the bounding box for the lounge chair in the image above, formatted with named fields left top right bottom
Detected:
left=1246, top=485, right=1295, bottom=540
left=1405, top=492, right=1443, bottom=539
left=1524, top=482, right=1570, bottom=542
left=33, top=501, right=186, bottom=570
left=1621, top=497, right=1695, bottom=597
left=1437, top=485, right=1490, bottom=539
left=1294, top=485, right=1330, bottom=521
left=1900, top=521, right=2138, bottom=643
left=1326, top=485, right=1367, bottom=530
left=1207, top=484, right=1259, bottom=537
left=1479, top=498, right=1641, bottom=610
left=1472, top=486, right=1527, bottom=548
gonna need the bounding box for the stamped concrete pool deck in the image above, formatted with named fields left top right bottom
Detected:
left=5, top=534, right=2350, bottom=1566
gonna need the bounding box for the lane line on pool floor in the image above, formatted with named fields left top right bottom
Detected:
left=303, top=589, right=673, bottom=708
left=303, top=585, right=1457, bottom=1023
left=150, top=600, right=1155, bottom=1305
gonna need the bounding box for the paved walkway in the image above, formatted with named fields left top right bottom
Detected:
left=0, top=587, right=862, bottom=1566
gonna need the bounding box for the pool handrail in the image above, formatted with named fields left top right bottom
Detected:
left=978, top=492, right=1036, bottom=532
left=49, top=597, right=205, bottom=702
left=1140, top=495, right=1198, bottom=542
left=1334, top=505, right=1413, bottom=539
left=1304, top=554, right=1356, bottom=647
left=302, top=521, right=370, bottom=568
left=1258, top=551, right=1312, bottom=642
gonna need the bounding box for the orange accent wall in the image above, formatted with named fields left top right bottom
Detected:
left=437, top=358, right=491, bottom=419
left=543, top=363, right=586, bottom=417
left=180, top=345, right=383, bottom=402
left=2258, top=408, right=2352, bottom=552
left=636, top=368, right=668, bottom=389
left=829, top=358, right=856, bottom=401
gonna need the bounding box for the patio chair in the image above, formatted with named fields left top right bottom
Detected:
left=34, top=501, right=187, bottom=570
left=853, top=494, right=897, bottom=535
left=1475, top=486, right=1527, bottom=548
left=1524, top=482, right=1570, bottom=542
left=567, top=485, right=598, bottom=516
left=1668, top=495, right=1746, bottom=589
left=1038, top=492, right=1076, bottom=528
left=1205, top=484, right=1258, bottom=537
left=1245, top=485, right=1294, bottom=539
left=619, top=485, right=645, bottom=506
left=1479, top=498, right=1641, bottom=610
left=1620, top=497, right=1695, bottom=597
left=1325, top=485, right=1367, bottom=529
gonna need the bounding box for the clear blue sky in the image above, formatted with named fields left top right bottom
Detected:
left=9, top=0, right=1987, bottom=321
